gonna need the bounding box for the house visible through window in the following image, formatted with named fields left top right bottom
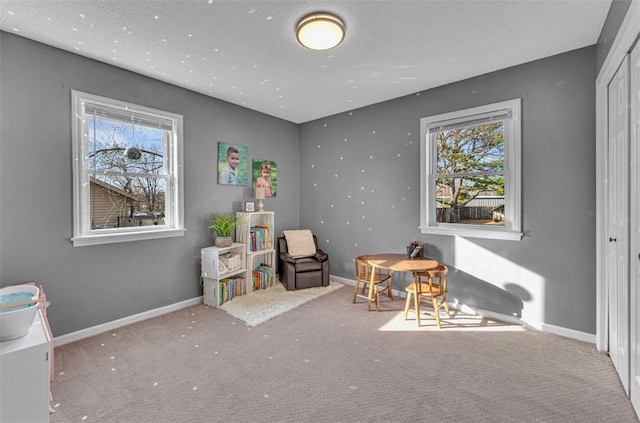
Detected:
left=71, top=91, right=184, bottom=246
left=420, top=99, right=522, bottom=240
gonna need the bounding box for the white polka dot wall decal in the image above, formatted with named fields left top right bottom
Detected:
left=397, top=154, right=401, bottom=157
left=369, top=155, right=373, bottom=159
left=101, top=343, right=105, bottom=346
left=193, top=386, right=198, bottom=391
left=110, top=356, right=114, bottom=360
left=402, top=197, right=406, bottom=201
left=54, top=403, right=60, bottom=408
left=349, top=112, right=353, bottom=115
left=368, top=227, right=372, bottom=231
left=59, top=372, right=65, bottom=376
left=340, top=156, right=343, bottom=160
left=416, top=93, right=421, bottom=96
left=407, top=133, right=411, bottom=136
left=311, top=164, right=314, bottom=168
left=407, top=186, right=411, bottom=190
left=362, top=216, right=365, bottom=219
left=345, top=138, right=348, bottom=142
left=372, top=130, right=376, bottom=134
left=264, top=394, right=270, bottom=398
left=215, top=351, right=218, bottom=354
left=334, top=174, right=338, bottom=178
left=348, top=195, right=351, bottom=198
left=112, top=333, right=116, bottom=336
left=361, top=187, right=365, bottom=190
left=266, top=16, right=273, bottom=20
left=111, top=368, right=116, bottom=371
left=182, top=334, right=186, bottom=337
left=154, top=382, right=158, bottom=386
left=317, top=145, right=321, bottom=148
left=361, top=201, right=365, bottom=205
left=82, top=416, right=88, bottom=421
left=195, top=345, right=199, bottom=348
left=346, top=221, right=350, bottom=225
left=304, top=359, right=310, bottom=362
left=324, top=124, right=327, bottom=127
left=314, top=183, right=317, bottom=187
left=392, top=205, right=396, bottom=208
left=355, top=243, right=358, bottom=246
left=331, top=204, right=334, bottom=207
left=321, top=220, right=324, bottom=224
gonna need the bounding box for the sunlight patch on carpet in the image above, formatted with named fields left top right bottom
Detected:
left=379, top=310, right=526, bottom=332
left=219, top=281, right=343, bottom=326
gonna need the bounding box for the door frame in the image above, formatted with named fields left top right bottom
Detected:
left=596, top=0, right=640, bottom=352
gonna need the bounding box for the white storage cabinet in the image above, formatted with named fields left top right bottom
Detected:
left=235, top=211, right=276, bottom=290
left=0, top=309, right=51, bottom=423
left=201, top=243, right=248, bottom=307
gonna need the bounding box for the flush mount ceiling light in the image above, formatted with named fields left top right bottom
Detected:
left=296, top=12, right=345, bottom=51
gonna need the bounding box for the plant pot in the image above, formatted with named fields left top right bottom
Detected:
left=215, top=236, right=232, bottom=248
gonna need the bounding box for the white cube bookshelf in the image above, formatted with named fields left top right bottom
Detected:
left=201, top=243, right=248, bottom=307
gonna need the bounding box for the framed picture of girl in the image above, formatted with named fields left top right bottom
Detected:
left=218, top=142, right=248, bottom=186
left=252, top=159, right=277, bottom=197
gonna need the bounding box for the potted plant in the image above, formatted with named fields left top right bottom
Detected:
left=209, top=214, right=236, bottom=247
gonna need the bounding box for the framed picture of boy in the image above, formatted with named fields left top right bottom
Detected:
left=218, top=142, right=248, bottom=185
left=252, top=159, right=277, bottom=198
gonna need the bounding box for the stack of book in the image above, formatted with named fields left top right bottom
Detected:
left=219, top=276, right=247, bottom=306
left=251, top=264, right=273, bottom=291
left=249, top=224, right=271, bottom=252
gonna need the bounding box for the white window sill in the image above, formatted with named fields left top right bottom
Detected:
left=420, top=225, right=523, bottom=241
left=71, top=228, right=186, bottom=247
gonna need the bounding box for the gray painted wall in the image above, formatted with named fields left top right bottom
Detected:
left=0, top=33, right=300, bottom=336
left=1, top=0, right=625, bottom=337
left=299, top=47, right=597, bottom=334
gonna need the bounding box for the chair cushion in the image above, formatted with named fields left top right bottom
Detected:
left=283, top=230, right=317, bottom=258
left=294, top=257, right=323, bottom=272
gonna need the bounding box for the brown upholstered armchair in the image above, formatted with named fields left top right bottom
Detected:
left=278, top=231, right=330, bottom=291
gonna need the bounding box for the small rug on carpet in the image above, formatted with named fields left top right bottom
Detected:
left=220, top=281, right=343, bottom=326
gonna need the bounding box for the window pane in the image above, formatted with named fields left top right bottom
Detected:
left=435, top=176, right=505, bottom=226
left=436, top=122, right=504, bottom=175
left=87, top=115, right=166, bottom=175
left=89, top=175, right=166, bottom=230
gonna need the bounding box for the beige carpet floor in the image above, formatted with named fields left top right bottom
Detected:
left=49, top=282, right=639, bottom=423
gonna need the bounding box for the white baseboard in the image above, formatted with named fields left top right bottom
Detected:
left=331, top=274, right=596, bottom=344
left=56, top=275, right=597, bottom=347
left=54, top=296, right=203, bottom=346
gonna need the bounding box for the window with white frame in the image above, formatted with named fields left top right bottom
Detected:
left=419, top=98, right=522, bottom=240
left=71, top=91, right=184, bottom=247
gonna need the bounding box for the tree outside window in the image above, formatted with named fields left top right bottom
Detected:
left=420, top=99, right=522, bottom=241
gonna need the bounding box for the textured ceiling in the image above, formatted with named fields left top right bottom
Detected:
left=0, top=0, right=612, bottom=123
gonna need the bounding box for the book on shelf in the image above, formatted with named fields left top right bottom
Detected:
left=251, top=264, right=273, bottom=291
left=219, top=276, right=247, bottom=306
left=249, top=224, right=272, bottom=251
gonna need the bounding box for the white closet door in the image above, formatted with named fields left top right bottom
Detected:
left=608, top=55, right=630, bottom=393
left=630, top=40, right=640, bottom=417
